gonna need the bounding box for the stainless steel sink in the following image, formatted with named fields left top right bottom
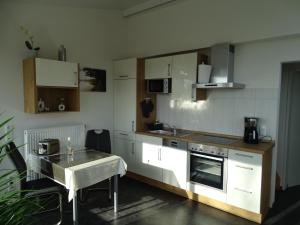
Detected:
left=149, top=130, right=173, bottom=135
left=149, top=130, right=192, bottom=138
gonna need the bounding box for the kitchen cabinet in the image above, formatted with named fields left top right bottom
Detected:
left=113, top=133, right=137, bottom=173
left=171, top=53, right=197, bottom=101
left=114, top=79, right=136, bottom=133
left=113, top=58, right=137, bottom=79
left=161, top=146, right=187, bottom=189
left=23, top=58, right=80, bottom=113
left=227, top=149, right=262, bottom=213
left=145, top=56, right=172, bottom=79
left=35, top=58, right=78, bottom=87
left=135, top=134, right=163, bottom=181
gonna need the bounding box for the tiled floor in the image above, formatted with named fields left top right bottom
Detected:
left=38, top=177, right=300, bottom=225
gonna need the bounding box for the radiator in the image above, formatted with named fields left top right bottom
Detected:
left=24, top=124, right=86, bottom=180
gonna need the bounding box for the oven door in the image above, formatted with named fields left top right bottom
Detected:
left=190, top=152, right=227, bottom=191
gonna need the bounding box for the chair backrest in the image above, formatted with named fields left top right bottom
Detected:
left=6, top=142, right=27, bottom=190
left=85, top=129, right=111, bottom=154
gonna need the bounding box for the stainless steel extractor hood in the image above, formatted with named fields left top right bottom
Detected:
left=195, top=43, right=245, bottom=89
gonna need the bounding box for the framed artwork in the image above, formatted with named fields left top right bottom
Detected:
left=80, top=67, right=106, bottom=92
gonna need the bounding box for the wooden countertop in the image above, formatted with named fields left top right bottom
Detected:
left=136, top=130, right=274, bottom=155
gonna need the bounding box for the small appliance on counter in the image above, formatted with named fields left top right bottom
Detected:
left=147, top=121, right=163, bottom=130
left=243, top=117, right=259, bottom=144
left=38, top=139, right=60, bottom=155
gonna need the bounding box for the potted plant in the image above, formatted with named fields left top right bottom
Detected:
left=20, top=26, right=40, bottom=57
left=0, top=116, right=41, bottom=225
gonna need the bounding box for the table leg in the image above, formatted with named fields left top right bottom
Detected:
left=73, top=192, right=79, bottom=225
left=114, top=175, right=118, bottom=214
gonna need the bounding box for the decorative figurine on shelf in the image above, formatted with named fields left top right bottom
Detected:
left=37, top=98, right=45, bottom=112
left=58, top=45, right=67, bottom=61
left=58, top=98, right=66, bottom=111
left=20, top=25, right=40, bottom=58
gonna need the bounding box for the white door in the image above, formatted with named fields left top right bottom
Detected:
left=227, top=150, right=262, bottom=213
left=35, top=58, right=78, bottom=87
left=135, top=141, right=163, bottom=181
left=171, top=53, right=197, bottom=100
left=161, top=146, right=187, bottom=189
left=145, top=56, right=172, bottom=79
left=114, top=79, right=136, bottom=133
left=113, top=58, right=137, bottom=79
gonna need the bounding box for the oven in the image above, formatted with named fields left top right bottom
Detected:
left=189, top=143, right=228, bottom=192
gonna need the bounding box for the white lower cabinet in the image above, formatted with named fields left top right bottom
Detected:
left=113, top=133, right=137, bottom=173
left=227, top=149, right=262, bottom=213
left=161, top=146, right=187, bottom=189
left=134, top=134, right=163, bottom=181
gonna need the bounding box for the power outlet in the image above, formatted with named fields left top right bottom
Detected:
left=260, top=125, right=267, bottom=137
left=4, top=124, right=14, bottom=142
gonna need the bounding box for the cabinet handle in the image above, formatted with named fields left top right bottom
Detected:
left=119, top=133, right=128, bottom=136
left=131, top=142, right=134, bottom=155
left=120, top=75, right=128, bottom=78
left=235, top=153, right=254, bottom=159
left=158, top=148, right=162, bottom=161
left=235, top=165, right=253, bottom=171
left=234, top=187, right=252, bottom=194
left=167, top=64, right=171, bottom=76
left=131, top=121, right=135, bottom=132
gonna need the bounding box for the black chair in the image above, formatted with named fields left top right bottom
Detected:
left=80, top=129, right=112, bottom=202
left=6, top=142, right=64, bottom=224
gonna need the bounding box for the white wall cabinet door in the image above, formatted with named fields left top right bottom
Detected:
left=227, top=149, right=262, bottom=213
left=114, top=79, right=136, bottom=133
left=145, top=56, right=172, bottom=79
left=161, top=146, right=187, bottom=189
left=171, top=53, right=197, bottom=101
left=113, top=58, right=137, bottom=79
left=35, top=58, right=78, bottom=87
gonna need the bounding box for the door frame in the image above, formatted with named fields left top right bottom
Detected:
left=278, top=62, right=300, bottom=189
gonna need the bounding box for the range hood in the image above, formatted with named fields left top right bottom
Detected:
left=195, top=43, right=245, bottom=89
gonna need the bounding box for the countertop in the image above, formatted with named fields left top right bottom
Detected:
left=136, top=129, right=275, bottom=155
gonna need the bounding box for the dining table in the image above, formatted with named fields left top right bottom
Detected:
left=28, top=149, right=127, bottom=225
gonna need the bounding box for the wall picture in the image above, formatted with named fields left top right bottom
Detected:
left=80, top=67, right=106, bottom=92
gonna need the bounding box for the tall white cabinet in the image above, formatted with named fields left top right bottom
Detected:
left=113, top=58, right=137, bottom=172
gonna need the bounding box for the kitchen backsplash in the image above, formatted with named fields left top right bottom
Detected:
left=157, top=88, right=279, bottom=139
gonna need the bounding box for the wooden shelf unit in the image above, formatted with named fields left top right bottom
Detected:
left=23, top=58, right=80, bottom=114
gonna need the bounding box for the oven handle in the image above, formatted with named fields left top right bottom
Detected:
left=190, top=152, right=224, bottom=162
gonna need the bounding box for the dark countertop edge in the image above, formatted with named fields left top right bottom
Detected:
left=135, top=131, right=275, bottom=155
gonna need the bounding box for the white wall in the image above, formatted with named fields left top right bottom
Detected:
left=124, top=0, right=300, bottom=206
left=125, top=0, right=300, bottom=57
left=0, top=2, right=126, bottom=168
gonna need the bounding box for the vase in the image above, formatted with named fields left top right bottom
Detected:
left=28, top=50, right=39, bottom=58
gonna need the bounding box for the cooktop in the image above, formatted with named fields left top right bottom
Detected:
left=190, top=135, right=238, bottom=145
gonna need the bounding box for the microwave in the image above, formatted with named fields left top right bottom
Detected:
left=147, top=78, right=172, bottom=94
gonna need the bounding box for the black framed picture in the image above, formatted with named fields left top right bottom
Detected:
left=80, top=67, right=106, bottom=92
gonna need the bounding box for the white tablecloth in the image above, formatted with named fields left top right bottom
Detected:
left=65, top=155, right=127, bottom=201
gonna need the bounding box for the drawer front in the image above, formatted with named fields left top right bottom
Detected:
left=227, top=149, right=262, bottom=213
left=113, top=130, right=135, bottom=141
left=227, top=184, right=261, bottom=213
left=135, top=134, right=162, bottom=146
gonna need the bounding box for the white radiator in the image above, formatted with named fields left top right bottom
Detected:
left=24, top=124, right=86, bottom=180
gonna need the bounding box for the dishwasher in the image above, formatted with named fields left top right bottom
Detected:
left=162, top=139, right=188, bottom=189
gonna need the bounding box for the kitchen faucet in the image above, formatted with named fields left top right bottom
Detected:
left=164, top=123, right=177, bottom=136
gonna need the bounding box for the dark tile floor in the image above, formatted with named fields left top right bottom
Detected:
left=37, top=177, right=300, bottom=225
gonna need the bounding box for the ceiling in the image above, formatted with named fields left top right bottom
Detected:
left=4, top=0, right=152, bottom=10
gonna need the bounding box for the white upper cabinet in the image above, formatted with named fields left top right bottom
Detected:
left=227, top=149, right=262, bottom=213
left=114, top=79, right=136, bottom=133
left=171, top=53, right=197, bottom=100
left=35, top=58, right=78, bottom=87
left=145, top=56, right=172, bottom=79
left=113, top=58, right=137, bottom=79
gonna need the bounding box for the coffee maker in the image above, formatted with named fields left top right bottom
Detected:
left=244, top=117, right=259, bottom=144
